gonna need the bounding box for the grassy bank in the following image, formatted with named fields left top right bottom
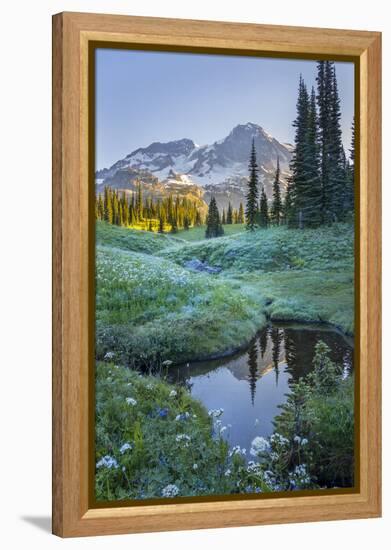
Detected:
left=95, top=242, right=266, bottom=368
left=96, top=342, right=353, bottom=500
left=96, top=221, right=354, bottom=368
left=96, top=360, right=275, bottom=500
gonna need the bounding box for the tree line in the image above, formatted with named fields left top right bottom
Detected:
left=96, top=182, right=246, bottom=236
left=95, top=182, right=205, bottom=233
left=241, top=60, right=355, bottom=232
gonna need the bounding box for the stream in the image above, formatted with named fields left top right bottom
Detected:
left=166, top=322, right=354, bottom=454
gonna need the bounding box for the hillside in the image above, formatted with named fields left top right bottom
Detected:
left=95, top=221, right=354, bottom=371
left=96, top=123, right=293, bottom=209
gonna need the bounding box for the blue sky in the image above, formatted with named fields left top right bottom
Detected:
left=96, top=49, right=354, bottom=170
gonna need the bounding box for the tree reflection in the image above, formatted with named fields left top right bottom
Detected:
left=271, top=327, right=283, bottom=386
left=247, top=339, right=258, bottom=405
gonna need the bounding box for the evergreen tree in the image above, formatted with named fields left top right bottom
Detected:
left=205, top=197, right=224, bottom=239
left=283, top=181, right=294, bottom=225
left=226, top=202, right=233, bottom=224
left=222, top=209, right=226, bottom=225
left=103, top=187, right=113, bottom=224
left=158, top=214, right=165, bottom=234
left=316, top=61, right=346, bottom=223
left=328, top=66, right=346, bottom=220
left=194, top=211, right=202, bottom=226
left=245, top=139, right=259, bottom=231
left=289, top=75, right=310, bottom=228
left=258, top=185, right=269, bottom=227
left=183, top=215, right=190, bottom=230
left=238, top=203, right=244, bottom=224
left=303, top=86, right=322, bottom=226
left=270, top=157, right=283, bottom=225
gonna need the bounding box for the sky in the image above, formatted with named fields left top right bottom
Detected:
left=96, top=49, right=355, bottom=171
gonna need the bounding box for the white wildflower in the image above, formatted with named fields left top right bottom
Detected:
left=126, top=397, right=137, bottom=406
left=161, top=484, right=179, bottom=498
left=104, top=351, right=115, bottom=361
left=176, top=434, right=191, bottom=447
left=301, top=438, right=308, bottom=446
left=208, top=408, right=224, bottom=418
left=293, top=435, right=302, bottom=444
left=192, top=463, right=198, bottom=470
left=229, top=445, right=246, bottom=457
left=250, top=436, right=271, bottom=457
left=224, top=469, right=232, bottom=477
left=119, top=442, right=133, bottom=454
left=169, top=389, right=177, bottom=398
left=96, top=455, right=118, bottom=469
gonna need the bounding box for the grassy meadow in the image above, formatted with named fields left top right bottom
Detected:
left=95, top=220, right=355, bottom=499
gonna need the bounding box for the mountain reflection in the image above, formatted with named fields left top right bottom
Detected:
left=166, top=323, right=353, bottom=407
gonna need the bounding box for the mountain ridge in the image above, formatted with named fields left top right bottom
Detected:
left=96, top=123, right=293, bottom=209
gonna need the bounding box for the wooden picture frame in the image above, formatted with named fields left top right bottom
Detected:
left=52, top=11, right=381, bottom=537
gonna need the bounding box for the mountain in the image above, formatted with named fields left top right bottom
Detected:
left=96, top=123, right=293, bottom=209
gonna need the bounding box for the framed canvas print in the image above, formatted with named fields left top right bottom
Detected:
left=52, top=12, right=381, bottom=537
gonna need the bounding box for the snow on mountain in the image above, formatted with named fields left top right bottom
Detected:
left=96, top=123, right=293, bottom=208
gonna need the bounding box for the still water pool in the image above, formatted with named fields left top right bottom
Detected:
left=167, top=323, right=353, bottom=454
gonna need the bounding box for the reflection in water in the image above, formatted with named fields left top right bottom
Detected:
left=166, top=323, right=353, bottom=454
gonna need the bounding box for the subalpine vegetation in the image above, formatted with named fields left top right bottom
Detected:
left=95, top=182, right=245, bottom=235
left=245, top=61, right=355, bottom=231
left=94, top=59, right=355, bottom=500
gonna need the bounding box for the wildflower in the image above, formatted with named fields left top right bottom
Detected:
left=301, top=438, right=308, bottom=446
left=157, top=407, right=169, bottom=418
left=220, top=426, right=227, bottom=434
left=162, top=360, right=173, bottom=367
left=293, top=435, right=302, bottom=444
left=119, top=442, right=133, bottom=454
left=192, top=463, right=198, bottom=470
left=125, top=397, right=137, bottom=406
left=208, top=408, right=224, bottom=418
left=175, top=412, right=190, bottom=421
left=247, top=461, right=261, bottom=473
left=229, top=445, right=246, bottom=457
left=161, top=484, right=179, bottom=498
left=270, top=433, right=289, bottom=447
left=250, top=436, right=271, bottom=456
left=104, top=351, right=115, bottom=361
left=176, top=434, right=191, bottom=447
left=224, top=469, right=231, bottom=477
left=96, top=455, right=118, bottom=469
left=169, top=389, right=177, bottom=398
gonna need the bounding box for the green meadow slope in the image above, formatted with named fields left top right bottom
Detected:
left=95, top=221, right=354, bottom=368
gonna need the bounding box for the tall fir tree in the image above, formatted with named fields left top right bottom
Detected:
left=226, top=202, right=233, bottom=224
left=270, top=157, right=283, bottom=225
left=303, top=86, right=322, bottom=226
left=205, top=196, right=224, bottom=239
left=259, top=185, right=269, bottom=227
left=238, top=202, right=244, bottom=224
left=328, top=66, right=346, bottom=220
left=289, top=75, right=310, bottom=228
left=283, top=181, right=294, bottom=225
left=245, top=139, right=259, bottom=231
left=158, top=213, right=165, bottom=233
